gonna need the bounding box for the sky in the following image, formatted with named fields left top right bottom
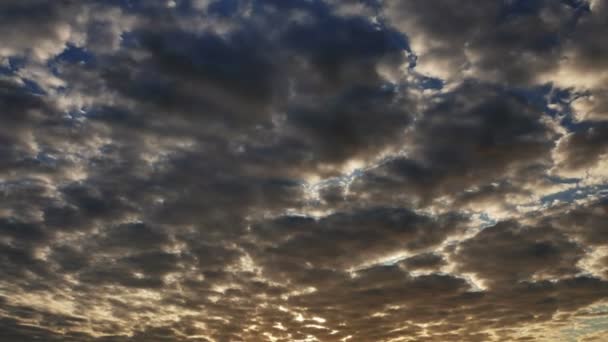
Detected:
left=0, top=0, right=608, bottom=341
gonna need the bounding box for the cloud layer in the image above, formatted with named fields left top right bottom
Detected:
left=1, top=0, right=608, bottom=341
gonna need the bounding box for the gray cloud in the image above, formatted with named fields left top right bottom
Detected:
left=348, top=82, right=557, bottom=210
left=453, top=220, right=584, bottom=287
left=0, top=0, right=607, bottom=341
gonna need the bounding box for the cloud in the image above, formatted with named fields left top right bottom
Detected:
left=249, top=207, right=468, bottom=276
left=398, top=253, right=447, bottom=272
left=552, top=123, right=608, bottom=183
left=0, top=0, right=607, bottom=341
left=453, top=220, right=584, bottom=287
left=384, top=0, right=574, bottom=84
left=348, top=82, right=558, bottom=212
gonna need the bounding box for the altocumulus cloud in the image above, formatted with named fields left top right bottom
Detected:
left=1, top=0, right=608, bottom=341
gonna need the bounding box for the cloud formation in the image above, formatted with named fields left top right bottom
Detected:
left=1, top=0, right=607, bottom=341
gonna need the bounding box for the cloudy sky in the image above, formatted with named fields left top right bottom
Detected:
left=1, top=0, right=608, bottom=341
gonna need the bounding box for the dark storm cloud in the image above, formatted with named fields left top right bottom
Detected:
left=385, top=0, right=585, bottom=84
left=385, top=0, right=608, bottom=129
left=543, top=198, right=608, bottom=246
left=1, top=0, right=608, bottom=341
left=279, top=266, right=608, bottom=341
left=553, top=122, right=608, bottom=173
left=348, top=82, right=557, bottom=208
left=0, top=80, right=53, bottom=170
left=249, top=207, right=468, bottom=277
left=90, top=0, right=412, bottom=174
left=0, top=0, right=76, bottom=60
left=105, top=28, right=280, bottom=129
left=285, top=86, right=411, bottom=167
left=398, top=253, right=446, bottom=272
left=453, top=220, right=584, bottom=287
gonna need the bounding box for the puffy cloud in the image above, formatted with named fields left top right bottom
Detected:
left=384, top=0, right=573, bottom=84
left=248, top=207, right=468, bottom=277
left=0, top=0, right=607, bottom=341
left=453, top=221, right=584, bottom=287
left=552, top=123, right=608, bottom=183
left=348, top=82, right=558, bottom=213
